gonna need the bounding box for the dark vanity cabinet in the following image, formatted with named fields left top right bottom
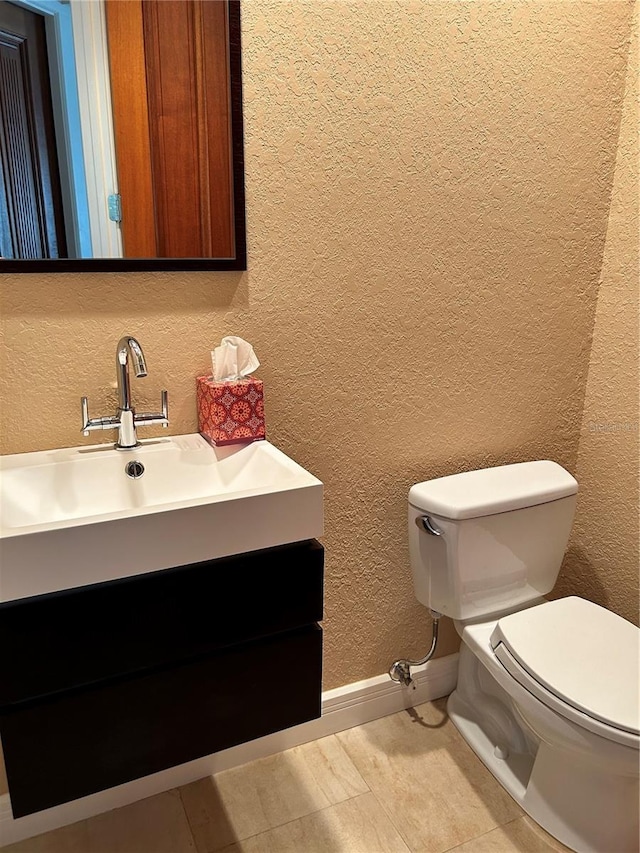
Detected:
left=0, top=540, right=323, bottom=817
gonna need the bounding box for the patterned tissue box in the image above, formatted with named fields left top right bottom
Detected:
left=196, top=375, right=266, bottom=446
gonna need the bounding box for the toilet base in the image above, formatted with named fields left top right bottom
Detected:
left=449, top=644, right=640, bottom=853
left=448, top=689, right=534, bottom=806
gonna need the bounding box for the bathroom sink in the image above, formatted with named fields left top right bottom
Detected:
left=0, top=435, right=323, bottom=602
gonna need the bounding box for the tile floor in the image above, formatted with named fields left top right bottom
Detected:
left=3, top=698, right=571, bottom=853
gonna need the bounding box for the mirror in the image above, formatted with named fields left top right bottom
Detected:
left=0, top=0, right=246, bottom=271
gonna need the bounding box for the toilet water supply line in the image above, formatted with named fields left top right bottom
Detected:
left=388, top=609, right=442, bottom=689
left=389, top=512, right=444, bottom=688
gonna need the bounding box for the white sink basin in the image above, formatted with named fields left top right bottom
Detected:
left=0, top=435, right=323, bottom=602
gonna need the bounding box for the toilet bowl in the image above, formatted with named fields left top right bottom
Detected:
left=408, top=461, right=640, bottom=853
left=449, top=599, right=639, bottom=853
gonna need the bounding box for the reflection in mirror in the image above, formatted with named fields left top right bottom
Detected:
left=0, top=0, right=246, bottom=271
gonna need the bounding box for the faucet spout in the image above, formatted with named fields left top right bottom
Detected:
left=116, top=336, right=147, bottom=412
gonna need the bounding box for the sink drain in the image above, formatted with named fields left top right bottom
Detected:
left=125, top=460, right=145, bottom=479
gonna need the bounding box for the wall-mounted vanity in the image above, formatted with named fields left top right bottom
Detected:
left=0, top=435, right=324, bottom=817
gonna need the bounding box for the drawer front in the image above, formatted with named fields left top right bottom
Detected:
left=1, top=624, right=323, bottom=817
left=0, top=540, right=324, bottom=706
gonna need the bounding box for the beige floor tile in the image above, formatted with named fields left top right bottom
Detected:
left=180, top=735, right=369, bottom=852
left=448, top=816, right=573, bottom=852
left=0, top=821, right=91, bottom=853
left=2, top=789, right=196, bottom=853
left=340, top=697, right=459, bottom=757
left=84, top=789, right=197, bottom=853
left=337, top=701, right=522, bottom=853
left=222, top=793, right=412, bottom=853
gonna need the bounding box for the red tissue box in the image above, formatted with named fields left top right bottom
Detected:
left=196, top=375, right=266, bottom=446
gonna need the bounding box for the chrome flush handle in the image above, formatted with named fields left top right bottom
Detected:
left=416, top=515, right=443, bottom=536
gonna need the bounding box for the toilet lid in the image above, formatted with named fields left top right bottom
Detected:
left=490, top=597, right=640, bottom=735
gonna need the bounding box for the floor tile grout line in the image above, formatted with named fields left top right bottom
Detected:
left=333, top=710, right=527, bottom=853
left=363, top=787, right=416, bottom=853
left=322, top=732, right=372, bottom=800
left=332, top=709, right=474, bottom=853
left=333, top=710, right=444, bottom=853
left=177, top=786, right=206, bottom=853
left=438, top=815, right=529, bottom=853
left=178, top=776, right=378, bottom=853
left=203, top=791, right=385, bottom=851
left=177, top=735, right=375, bottom=852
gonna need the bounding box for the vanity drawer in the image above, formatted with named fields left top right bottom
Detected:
left=1, top=624, right=322, bottom=817
left=0, top=540, right=323, bottom=707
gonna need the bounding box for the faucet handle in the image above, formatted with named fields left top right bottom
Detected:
left=81, top=396, right=90, bottom=435
left=81, top=396, right=120, bottom=435
left=134, top=390, right=169, bottom=429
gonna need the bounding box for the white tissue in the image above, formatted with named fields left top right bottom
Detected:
left=211, top=336, right=260, bottom=381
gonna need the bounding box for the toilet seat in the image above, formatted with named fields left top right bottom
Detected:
left=490, top=597, right=640, bottom=749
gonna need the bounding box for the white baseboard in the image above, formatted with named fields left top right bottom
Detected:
left=0, top=653, right=458, bottom=848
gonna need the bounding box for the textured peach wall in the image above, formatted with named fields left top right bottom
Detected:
left=557, top=5, right=639, bottom=625
left=0, top=2, right=633, bottom=704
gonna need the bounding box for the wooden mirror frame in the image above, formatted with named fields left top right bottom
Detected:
left=0, top=0, right=246, bottom=273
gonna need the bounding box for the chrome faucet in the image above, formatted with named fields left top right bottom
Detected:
left=81, top=336, right=169, bottom=450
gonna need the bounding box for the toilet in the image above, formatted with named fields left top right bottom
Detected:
left=408, top=460, right=639, bottom=853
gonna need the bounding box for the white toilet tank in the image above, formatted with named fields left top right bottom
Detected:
left=408, top=461, right=578, bottom=622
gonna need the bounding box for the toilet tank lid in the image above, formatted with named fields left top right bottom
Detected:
left=408, top=461, right=577, bottom=519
